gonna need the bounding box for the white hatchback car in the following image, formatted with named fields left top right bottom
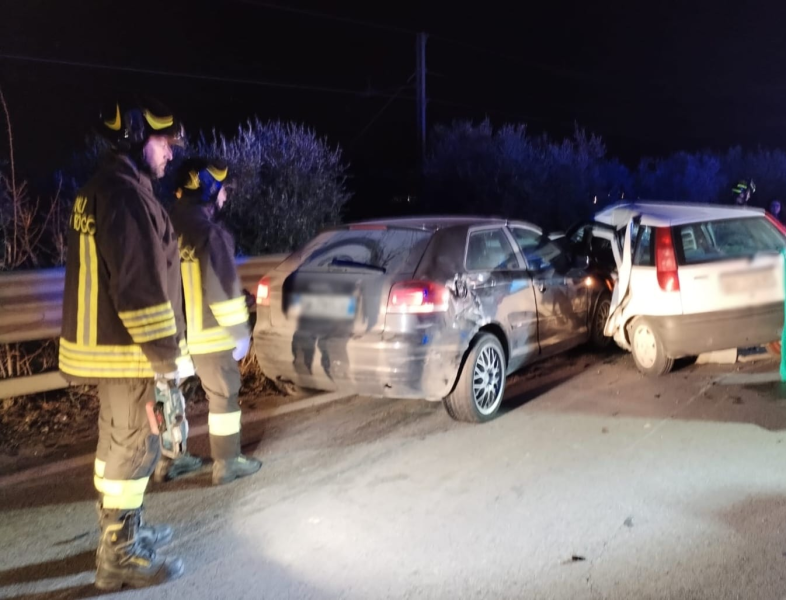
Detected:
left=576, top=202, right=786, bottom=375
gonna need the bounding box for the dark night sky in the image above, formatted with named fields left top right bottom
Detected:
left=2, top=0, right=786, bottom=207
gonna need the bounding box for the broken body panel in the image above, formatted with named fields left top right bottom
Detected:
left=254, top=218, right=603, bottom=401
left=591, top=202, right=786, bottom=356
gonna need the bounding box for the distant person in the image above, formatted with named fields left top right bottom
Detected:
left=730, top=179, right=755, bottom=205
left=159, top=158, right=263, bottom=485
left=769, top=200, right=783, bottom=222
left=59, top=99, right=188, bottom=589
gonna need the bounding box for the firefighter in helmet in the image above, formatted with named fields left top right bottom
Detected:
left=156, top=158, right=263, bottom=485
left=59, top=98, right=190, bottom=589
left=731, top=179, right=756, bottom=205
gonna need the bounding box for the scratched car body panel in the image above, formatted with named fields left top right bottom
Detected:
left=254, top=216, right=610, bottom=421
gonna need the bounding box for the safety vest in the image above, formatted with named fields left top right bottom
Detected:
left=169, top=196, right=250, bottom=355
left=59, top=155, right=190, bottom=382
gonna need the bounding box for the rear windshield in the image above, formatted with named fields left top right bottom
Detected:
left=276, top=228, right=433, bottom=274
left=674, top=217, right=786, bottom=265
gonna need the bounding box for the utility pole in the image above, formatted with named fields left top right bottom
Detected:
left=415, top=32, right=428, bottom=173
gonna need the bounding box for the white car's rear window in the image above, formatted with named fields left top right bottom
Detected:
left=674, top=217, right=786, bottom=265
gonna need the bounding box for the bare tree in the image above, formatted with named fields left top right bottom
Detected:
left=0, top=87, right=66, bottom=270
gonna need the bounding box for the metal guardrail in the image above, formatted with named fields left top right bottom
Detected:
left=0, top=253, right=287, bottom=399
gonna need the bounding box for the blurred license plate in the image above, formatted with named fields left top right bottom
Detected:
left=294, top=294, right=356, bottom=319
left=721, top=268, right=775, bottom=294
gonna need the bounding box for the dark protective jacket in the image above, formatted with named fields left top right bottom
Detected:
left=169, top=193, right=250, bottom=356
left=59, top=154, right=189, bottom=382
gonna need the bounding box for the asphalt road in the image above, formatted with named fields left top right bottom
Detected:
left=3, top=350, right=786, bottom=600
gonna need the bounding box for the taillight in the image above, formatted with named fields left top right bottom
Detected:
left=387, top=281, right=450, bottom=314
left=766, top=213, right=786, bottom=235
left=655, top=227, right=680, bottom=292
left=256, top=276, right=271, bottom=306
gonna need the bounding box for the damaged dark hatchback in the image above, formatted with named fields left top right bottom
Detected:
left=254, top=217, right=612, bottom=422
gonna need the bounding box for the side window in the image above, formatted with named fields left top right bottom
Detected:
left=510, top=227, right=566, bottom=272
left=509, top=227, right=541, bottom=255
left=465, top=229, right=519, bottom=271
left=633, top=226, right=654, bottom=266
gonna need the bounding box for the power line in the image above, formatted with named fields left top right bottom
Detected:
left=0, top=52, right=588, bottom=129
left=233, top=1, right=598, bottom=82
left=0, top=53, right=409, bottom=100
left=351, top=74, right=415, bottom=147
left=0, top=53, right=604, bottom=140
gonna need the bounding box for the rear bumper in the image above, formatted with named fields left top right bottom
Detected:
left=253, top=329, right=463, bottom=401
left=641, top=302, right=783, bottom=358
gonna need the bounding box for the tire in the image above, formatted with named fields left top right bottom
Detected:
left=443, top=333, right=507, bottom=423
left=630, top=318, right=674, bottom=376
left=589, top=292, right=612, bottom=350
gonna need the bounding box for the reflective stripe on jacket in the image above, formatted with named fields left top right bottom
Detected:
left=169, top=194, right=250, bottom=356
left=59, top=154, right=189, bottom=382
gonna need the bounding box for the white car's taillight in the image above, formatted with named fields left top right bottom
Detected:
left=655, top=227, right=680, bottom=292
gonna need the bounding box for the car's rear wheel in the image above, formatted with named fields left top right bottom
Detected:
left=630, top=318, right=674, bottom=376
left=443, top=333, right=507, bottom=423
left=589, top=292, right=612, bottom=350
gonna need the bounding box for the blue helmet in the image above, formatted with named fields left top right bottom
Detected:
left=176, top=158, right=228, bottom=203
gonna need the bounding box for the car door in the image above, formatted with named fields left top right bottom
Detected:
left=564, top=220, right=623, bottom=274
left=604, top=219, right=636, bottom=337
left=509, top=226, right=589, bottom=356
left=464, top=226, right=539, bottom=371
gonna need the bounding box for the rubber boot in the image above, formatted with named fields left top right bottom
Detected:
left=96, top=501, right=173, bottom=565
left=94, top=509, right=184, bottom=591
left=153, top=453, right=204, bottom=483
left=210, top=433, right=262, bottom=486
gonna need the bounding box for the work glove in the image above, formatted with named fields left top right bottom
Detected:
left=233, top=336, right=251, bottom=362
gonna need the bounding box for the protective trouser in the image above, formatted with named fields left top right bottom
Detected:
left=93, top=380, right=160, bottom=510
left=192, top=350, right=242, bottom=461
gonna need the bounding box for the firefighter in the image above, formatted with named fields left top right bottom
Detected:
left=731, top=179, right=755, bottom=205
left=157, top=158, right=262, bottom=485
left=59, top=98, right=190, bottom=590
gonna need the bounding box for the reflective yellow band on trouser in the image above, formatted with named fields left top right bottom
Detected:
left=94, top=458, right=107, bottom=493
left=102, top=477, right=150, bottom=510
left=208, top=411, right=242, bottom=436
